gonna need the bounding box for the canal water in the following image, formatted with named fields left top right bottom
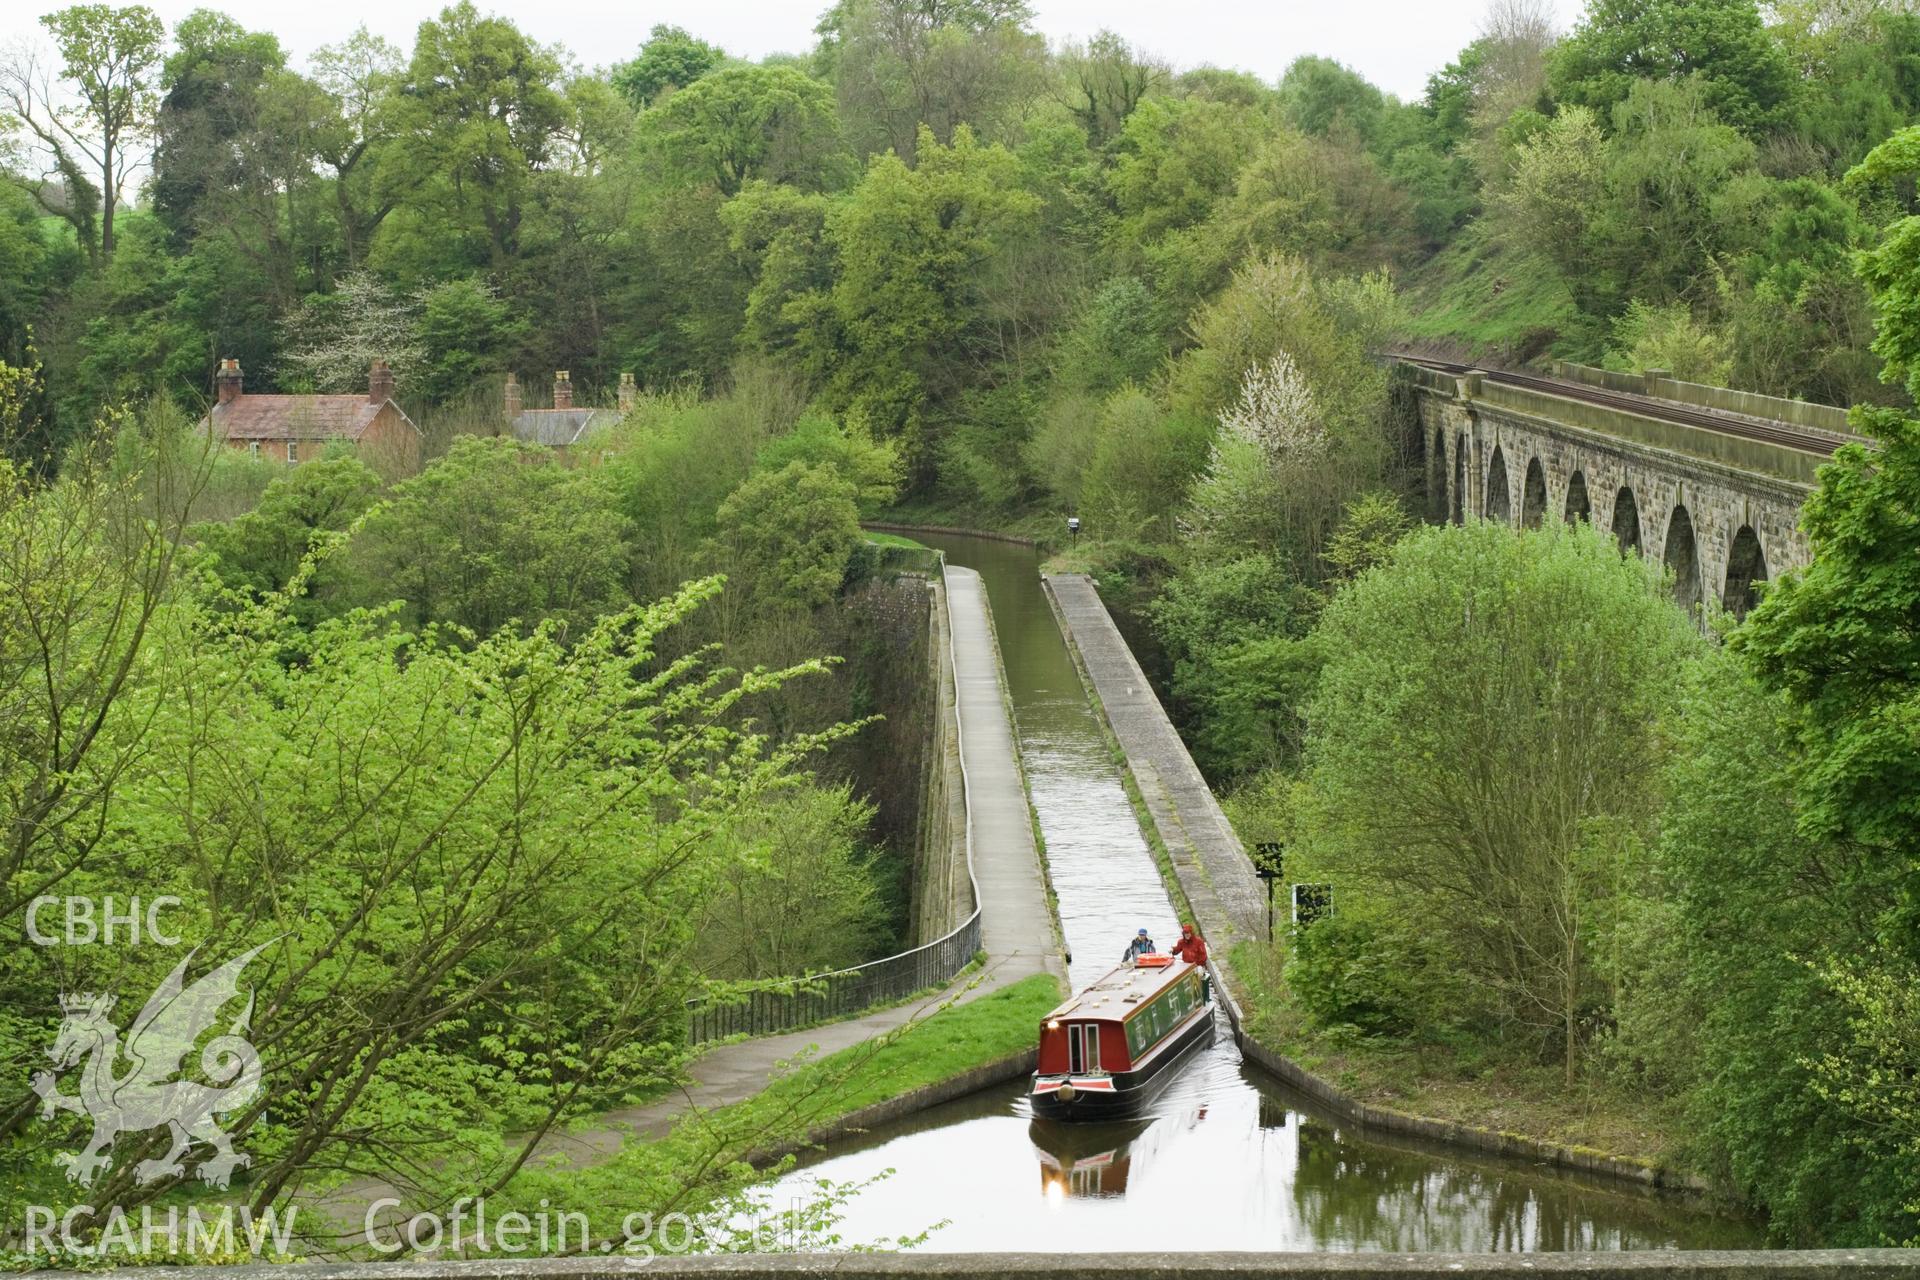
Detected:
left=759, top=532, right=1761, bottom=1253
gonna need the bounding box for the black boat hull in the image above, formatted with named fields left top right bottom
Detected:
left=1027, top=1003, right=1215, bottom=1121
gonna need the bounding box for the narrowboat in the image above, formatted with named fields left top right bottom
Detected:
left=1028, top=953, right=1214, bottom=1120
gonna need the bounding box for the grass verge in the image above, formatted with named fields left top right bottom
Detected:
left=864, top=531, right=931, bottom=550
left=1228, top=940, right=1690, bottom=1172
left=735, top=971, right=1061, bottom=1129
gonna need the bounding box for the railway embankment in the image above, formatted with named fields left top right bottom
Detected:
left=1039, top=571, right=1713, bottom=1195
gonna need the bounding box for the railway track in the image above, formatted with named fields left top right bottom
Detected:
left=1393, top=354, right=1861, bottom=458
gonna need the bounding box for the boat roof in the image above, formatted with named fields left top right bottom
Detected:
left=1045, top=956, right=1196, bottom=1023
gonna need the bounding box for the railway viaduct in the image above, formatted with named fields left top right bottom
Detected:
left=1395, top=358, right=1860, bottom=617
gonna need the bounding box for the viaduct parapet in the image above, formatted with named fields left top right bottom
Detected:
left=1395, top=359, right=1859, bottom=618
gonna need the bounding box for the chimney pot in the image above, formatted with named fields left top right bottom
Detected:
left=553, top=371, right=573, bottom=411
left=368, top=358, right=395, bottom=405
left=216, top=358, right=243, bottom=405
left=618, top=372, right=637, bottom=414
left=504, top=372, right=522, bottom=422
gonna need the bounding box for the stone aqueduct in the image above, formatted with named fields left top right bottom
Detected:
left=1395, top=361, right=1850, bottom=618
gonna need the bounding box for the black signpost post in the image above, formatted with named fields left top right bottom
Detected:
left=1253, top=841, right=1284, bottom=942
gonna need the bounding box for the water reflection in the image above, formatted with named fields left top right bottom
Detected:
left=754, top=535, right=1761, bottom=1253
left=1032, top=1118, right=1148, bottom=1198
left=762, top=1061, right=1756, bottom=1252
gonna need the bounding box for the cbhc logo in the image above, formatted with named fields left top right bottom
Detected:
left=26, top=896, right=183, bottom=946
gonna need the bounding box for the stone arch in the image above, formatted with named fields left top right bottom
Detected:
left=1431, top=427, right=1448, bottom=522
left=1611, top=486, right=1642, bottom=554
left=1724, top=525, right=1768, bottom=620
left=1485, top=446, right=1511, bottom=523
left=1664, top=504, right=1702, bottom=611
left=1520, top=457, right=1549, bottom=529
left=1452, top=434, right=1467, bottom=523
left=1564, top=470, right=1591, bottom=524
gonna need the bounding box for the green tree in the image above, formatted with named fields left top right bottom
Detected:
left=1658, top=645, right=1920, bottom=1244
left=342, top=435, right=634, bottom=637
left=695, top=783, right=890, bottom=978
left=1053, top=30, right=1167, bottom=147
left=151, top=10, right=289, bottom=248
left=752, top=410, right=902, bottom=511
left=0, top=4, right=165, bottom=259
left=1849, top=125, right=1920, bottom=402
left=637, top=65, right=844, bottom=197
left=1594, top=78, right=1759, bottom=306
left=1170, top=257, right=1403, bottom=578
left=1148, top=550, right=1317, bottom=778
left=1603, top=299, right=1732, bottom=384
left=1079, top=388, right=1210, bottom=542
left=789, top=127, right=1039, bottom=451
left=389, top=3, right=569, bottom=271
left=192, top=448, right=381, bottom=604
left=1105, top=96, right=1261, bottom=249
left=1277, top=55, right=1384, bottom=143
left=817, top=0, right=1045, bottom=160
left=1303, top=519, right=1700, bottom=1083
left=1734, top=405, right=1920, bottom=959
left=1548, top=0, right=1795, bottom=136
left=417, top=276, right=518, bottom=401
left=712, top=459, right=861, bottom=610
left=309, top=26, right=409, bottom=270
left=612, top=23, right=725, bottom=107
left=1050, top=275, right=1168, bottom=397
left=1498, top=104, right=1606, bottom=284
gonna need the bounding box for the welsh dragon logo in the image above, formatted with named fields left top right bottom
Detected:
left=31, top=943, right=269, bottom=1190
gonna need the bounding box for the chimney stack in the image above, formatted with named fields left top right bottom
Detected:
left=216, top=358, right=243, bottom=405
left=504, top=372, right=522, bottom=422
left=553, top=371, right=573, bottom=411
left=367, top=359, right=394, bottom=405
left=618, top=372, right=637, bottom=414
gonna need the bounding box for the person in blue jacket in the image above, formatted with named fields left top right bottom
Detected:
left=1121, top=928, right=1156, bottom=963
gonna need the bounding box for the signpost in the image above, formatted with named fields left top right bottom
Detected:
left=1291, top=882, right=1334, bottom=929
left=1253, top=841, right=1284, bottom=942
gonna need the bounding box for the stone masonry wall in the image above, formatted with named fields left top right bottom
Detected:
left=1411, top=378, right=1814, bottom=613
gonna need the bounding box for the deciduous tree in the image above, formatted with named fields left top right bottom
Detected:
left=1303, top=520, right=1699, bottom=1082
left=0, top=3, right=166, bottom=259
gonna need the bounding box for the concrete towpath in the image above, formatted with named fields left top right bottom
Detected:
left=537, top=564, right=1060, bottom=1161
left=1044, top=573, right=1267, bottom=952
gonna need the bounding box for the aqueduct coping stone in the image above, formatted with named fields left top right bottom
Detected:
left=40, top=1249, right=1920, bottom=1279
left=1042, top=573, right=1267, bottom=950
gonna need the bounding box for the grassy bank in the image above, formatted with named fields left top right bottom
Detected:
left=1228, top=941, right=1690, bottom=1173
left=865, top=530, right=932, bottom=550
left=504, top=973, right=1064, bottom=1236
left=734, top=971, right=1061, bottom=1128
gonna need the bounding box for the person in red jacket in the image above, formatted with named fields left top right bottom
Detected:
left=1170, top=922, right=1208, bottom=966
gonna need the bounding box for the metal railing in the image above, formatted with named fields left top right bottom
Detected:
left=685, top=909, right=982, bottom=1044
left=685, top=555, right=987, bottom=1047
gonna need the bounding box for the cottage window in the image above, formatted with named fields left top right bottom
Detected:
left=248, top=441, right=260, bottom=457
left=286, top=441, right=298, bottom=463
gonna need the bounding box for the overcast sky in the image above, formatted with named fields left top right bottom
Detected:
left=7, top=0, right=1589, bottom=102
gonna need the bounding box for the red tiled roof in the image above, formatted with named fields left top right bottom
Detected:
left=205, top=395, right=415, bottom=442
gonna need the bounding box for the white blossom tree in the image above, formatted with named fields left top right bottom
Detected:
left=276, top=270, right=425, bottom=393
left=1182, top=350, right=1330, bottom=553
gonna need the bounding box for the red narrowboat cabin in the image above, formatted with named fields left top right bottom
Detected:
left=1028, top=954, right=1214, bottom=1120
